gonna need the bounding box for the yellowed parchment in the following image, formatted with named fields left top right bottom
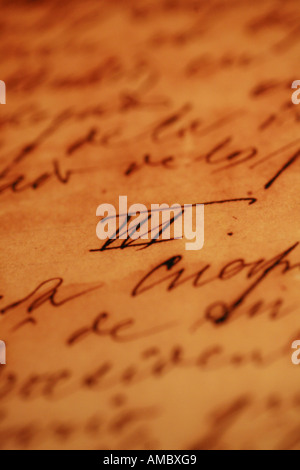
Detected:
left=0, top=0, right=300, bottom=450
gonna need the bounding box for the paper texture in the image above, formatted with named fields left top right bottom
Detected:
left=0, top=0, right=300, bottom=450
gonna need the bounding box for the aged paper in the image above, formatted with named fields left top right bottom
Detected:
left=0, top=0, right=300, bottom=450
